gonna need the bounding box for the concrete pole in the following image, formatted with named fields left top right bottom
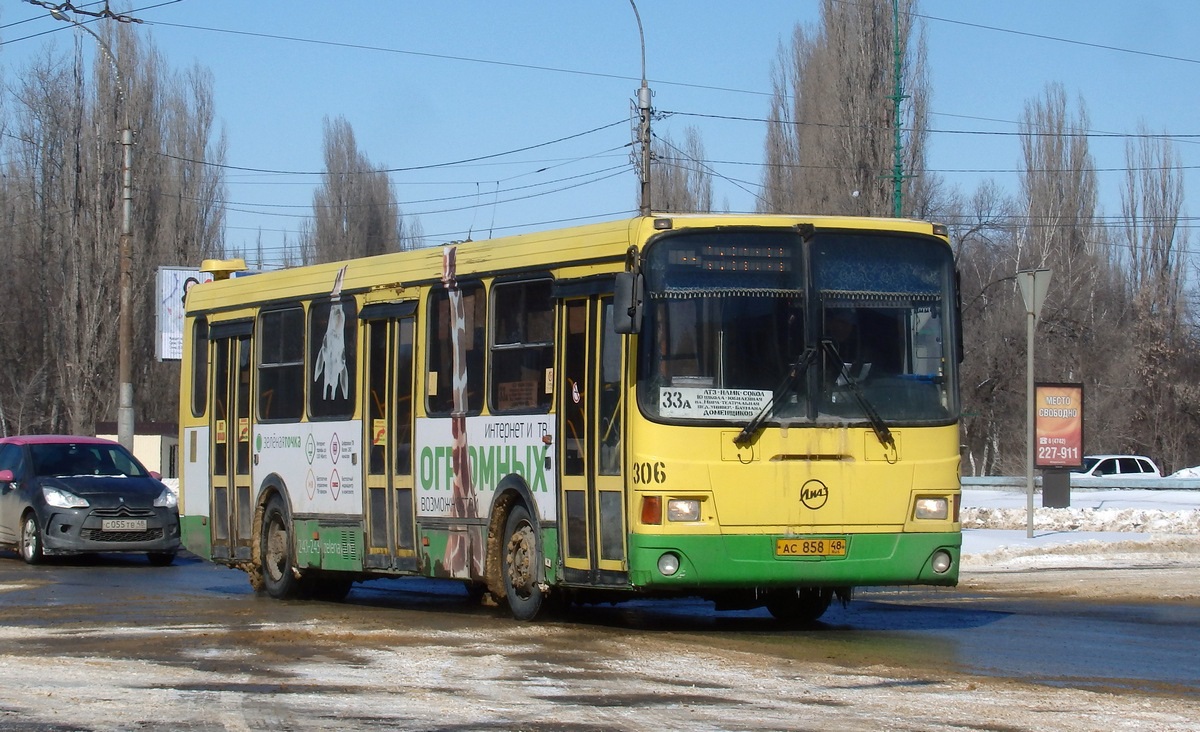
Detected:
left=118, top=127, right=134, bottom=450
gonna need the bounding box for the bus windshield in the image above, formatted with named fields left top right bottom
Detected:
left=637, top=228, right=958, bottom=427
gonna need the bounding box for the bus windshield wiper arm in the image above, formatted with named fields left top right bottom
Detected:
left=821, top=340, right=895, bottom=451
left=734, top=346, right=817, bottom=448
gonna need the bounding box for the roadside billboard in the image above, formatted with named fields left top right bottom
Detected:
left=1035, top=382, right=1084, bottom=469
left=155, top=266, right=213, bottom=361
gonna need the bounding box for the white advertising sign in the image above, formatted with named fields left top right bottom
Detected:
left=156, top=266, right=213, bottom=361
left=253, top=421, right=362, bottom=515
left=415, top=415, right=557, bottom=521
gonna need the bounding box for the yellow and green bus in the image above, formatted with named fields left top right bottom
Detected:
left=178, top=214, right=962, bottom=622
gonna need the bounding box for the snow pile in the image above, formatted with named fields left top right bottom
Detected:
left=959, top=487, right=1200, bottom=575
left=961, top=506, right=1200, bottom=533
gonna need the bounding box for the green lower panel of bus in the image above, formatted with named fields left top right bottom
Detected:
left=627, top=531, right=960, bottom=589
left=295, top=520, right=364, bottom=572
left=180, top=515, right=211, bottom=559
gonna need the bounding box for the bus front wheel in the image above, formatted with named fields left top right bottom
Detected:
left=502, top=504, right=546, bottom=621
left=260, top=495, right=302, bottom=599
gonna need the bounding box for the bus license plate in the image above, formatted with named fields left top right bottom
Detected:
left=102, top=519, right=146, bottom=532
left=776, top=538, right=846, bottom=557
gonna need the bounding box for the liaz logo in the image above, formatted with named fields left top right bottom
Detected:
left=800, top=479, right=829, bottom=510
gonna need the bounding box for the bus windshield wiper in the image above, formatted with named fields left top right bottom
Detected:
left=734, top=346, right=817, bottom=448
left=821, top=340, right=896, bottom=451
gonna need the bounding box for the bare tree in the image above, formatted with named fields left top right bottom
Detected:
left=760, top=0, right=933, bottom=218
left=953, top=181, right=1023, bottom=475
left=0, top=21, right=226, bottom=433
left=651, top=126, right=713, bottom=213
left=1120, top=122, right=1187, bottom=330
left=303, top=116, right=406, bottom=263
left=1117, top=123, right=1197, bottom=470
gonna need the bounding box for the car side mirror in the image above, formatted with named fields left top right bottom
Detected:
left=0, top=469, right=14, bottom=483
left=150, top=471, right=162, bottom=480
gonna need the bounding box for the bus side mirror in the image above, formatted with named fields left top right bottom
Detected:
left=613, top=271, right=643, bottom=334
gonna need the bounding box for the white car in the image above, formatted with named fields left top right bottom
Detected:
left=1074, top=455, right=1162, bottom=478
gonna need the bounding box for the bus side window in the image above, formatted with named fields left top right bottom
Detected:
left=490, top=279, right=553, bottom=413
left=427, top=283, right=485, bottom=415
left=190, top=318, right=209, bottom=418
left=309, top=298, right=358, bottom=420
left=258, top=306, right=304, bottom=421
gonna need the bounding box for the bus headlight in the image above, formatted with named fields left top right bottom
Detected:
left=658, top=553, right=681, bottom=576
left=667, top=499, right=700, bottom=522
left=914, top=497, right=948, bottom=520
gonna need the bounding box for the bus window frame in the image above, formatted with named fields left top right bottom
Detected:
left=308, top=296, right=359, bottom=421
left=256, top=304, right=306, bottom=423
left=425, top=280, right=487, bottom=417
left=489, top=276, right=555, bottom=415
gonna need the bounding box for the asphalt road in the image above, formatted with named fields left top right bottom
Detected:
left=0, top=551, right=1196, bottom=731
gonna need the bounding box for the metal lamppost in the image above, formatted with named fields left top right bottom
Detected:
left=46, top=7, right=136, bottom=450
left=629, top=0, right=652, bottom=216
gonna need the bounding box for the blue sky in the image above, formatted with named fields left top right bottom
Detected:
left=2, top=1, right=1196, bottom=265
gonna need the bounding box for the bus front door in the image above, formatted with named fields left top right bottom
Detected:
left=210, top=332, right=254, bottom=561
left=559, top=296, right=627, bottom=585
left=363, top=314, right=418, bottom=572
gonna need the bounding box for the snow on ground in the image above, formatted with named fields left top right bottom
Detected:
left=961, top=486, right=1200, bottom=571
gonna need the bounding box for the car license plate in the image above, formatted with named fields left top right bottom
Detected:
left=102, top=519, right=146, bottom=532
left=775, top=537, right=847, bottom=557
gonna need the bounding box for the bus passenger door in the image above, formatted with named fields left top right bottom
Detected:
left=559, top=295, right=626, bottom=585
left=362, top=312, right=418, bottom=572
left=210, top=331, right=254, bottom=561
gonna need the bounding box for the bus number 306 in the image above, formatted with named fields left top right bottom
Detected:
left=631, top=461, right=667, bottom=484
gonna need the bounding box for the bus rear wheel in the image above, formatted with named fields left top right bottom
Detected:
left=766, top=587, right=833, bottom=624
left=502, top=504, right=546, bottom=621
left=260, top=495, right=302, bottom=599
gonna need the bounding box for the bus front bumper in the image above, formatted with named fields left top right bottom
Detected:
left=627, top=531, right=960, bottom=589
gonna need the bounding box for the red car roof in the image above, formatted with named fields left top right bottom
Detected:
left=0, top=435, right=121, bottom=447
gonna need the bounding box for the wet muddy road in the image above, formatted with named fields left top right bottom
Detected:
left=0, top=552, right=1197, bottom=731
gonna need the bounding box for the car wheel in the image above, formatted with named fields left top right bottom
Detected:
left=260, top=495, right=302, bottom=599
left=20, top=512, right=44, bottom=565
left=147, top=552, right=176, bottom=567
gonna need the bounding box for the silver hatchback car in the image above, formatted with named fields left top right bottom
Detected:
left=0, top=435, right=181, bottom=565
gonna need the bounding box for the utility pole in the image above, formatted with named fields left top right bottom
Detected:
left=630, top=0, right=652, bottom=216
left=41, top=1, right=140, bottom=449
left=1018, top=269, right=1052, bottom=539
left=889, top=0, right=907, bottom=218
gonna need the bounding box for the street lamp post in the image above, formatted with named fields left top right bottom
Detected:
left=48, top=9, right=136, bottom=450
left=629, top=0, right=652, bottom=216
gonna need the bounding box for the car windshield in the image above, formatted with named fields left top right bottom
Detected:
left=30, top=443, right=148, bottom=478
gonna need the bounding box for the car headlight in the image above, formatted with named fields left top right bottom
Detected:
left=154, top=487, right=178, bottom=509
left=43, top=485, right=88, bottom=509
